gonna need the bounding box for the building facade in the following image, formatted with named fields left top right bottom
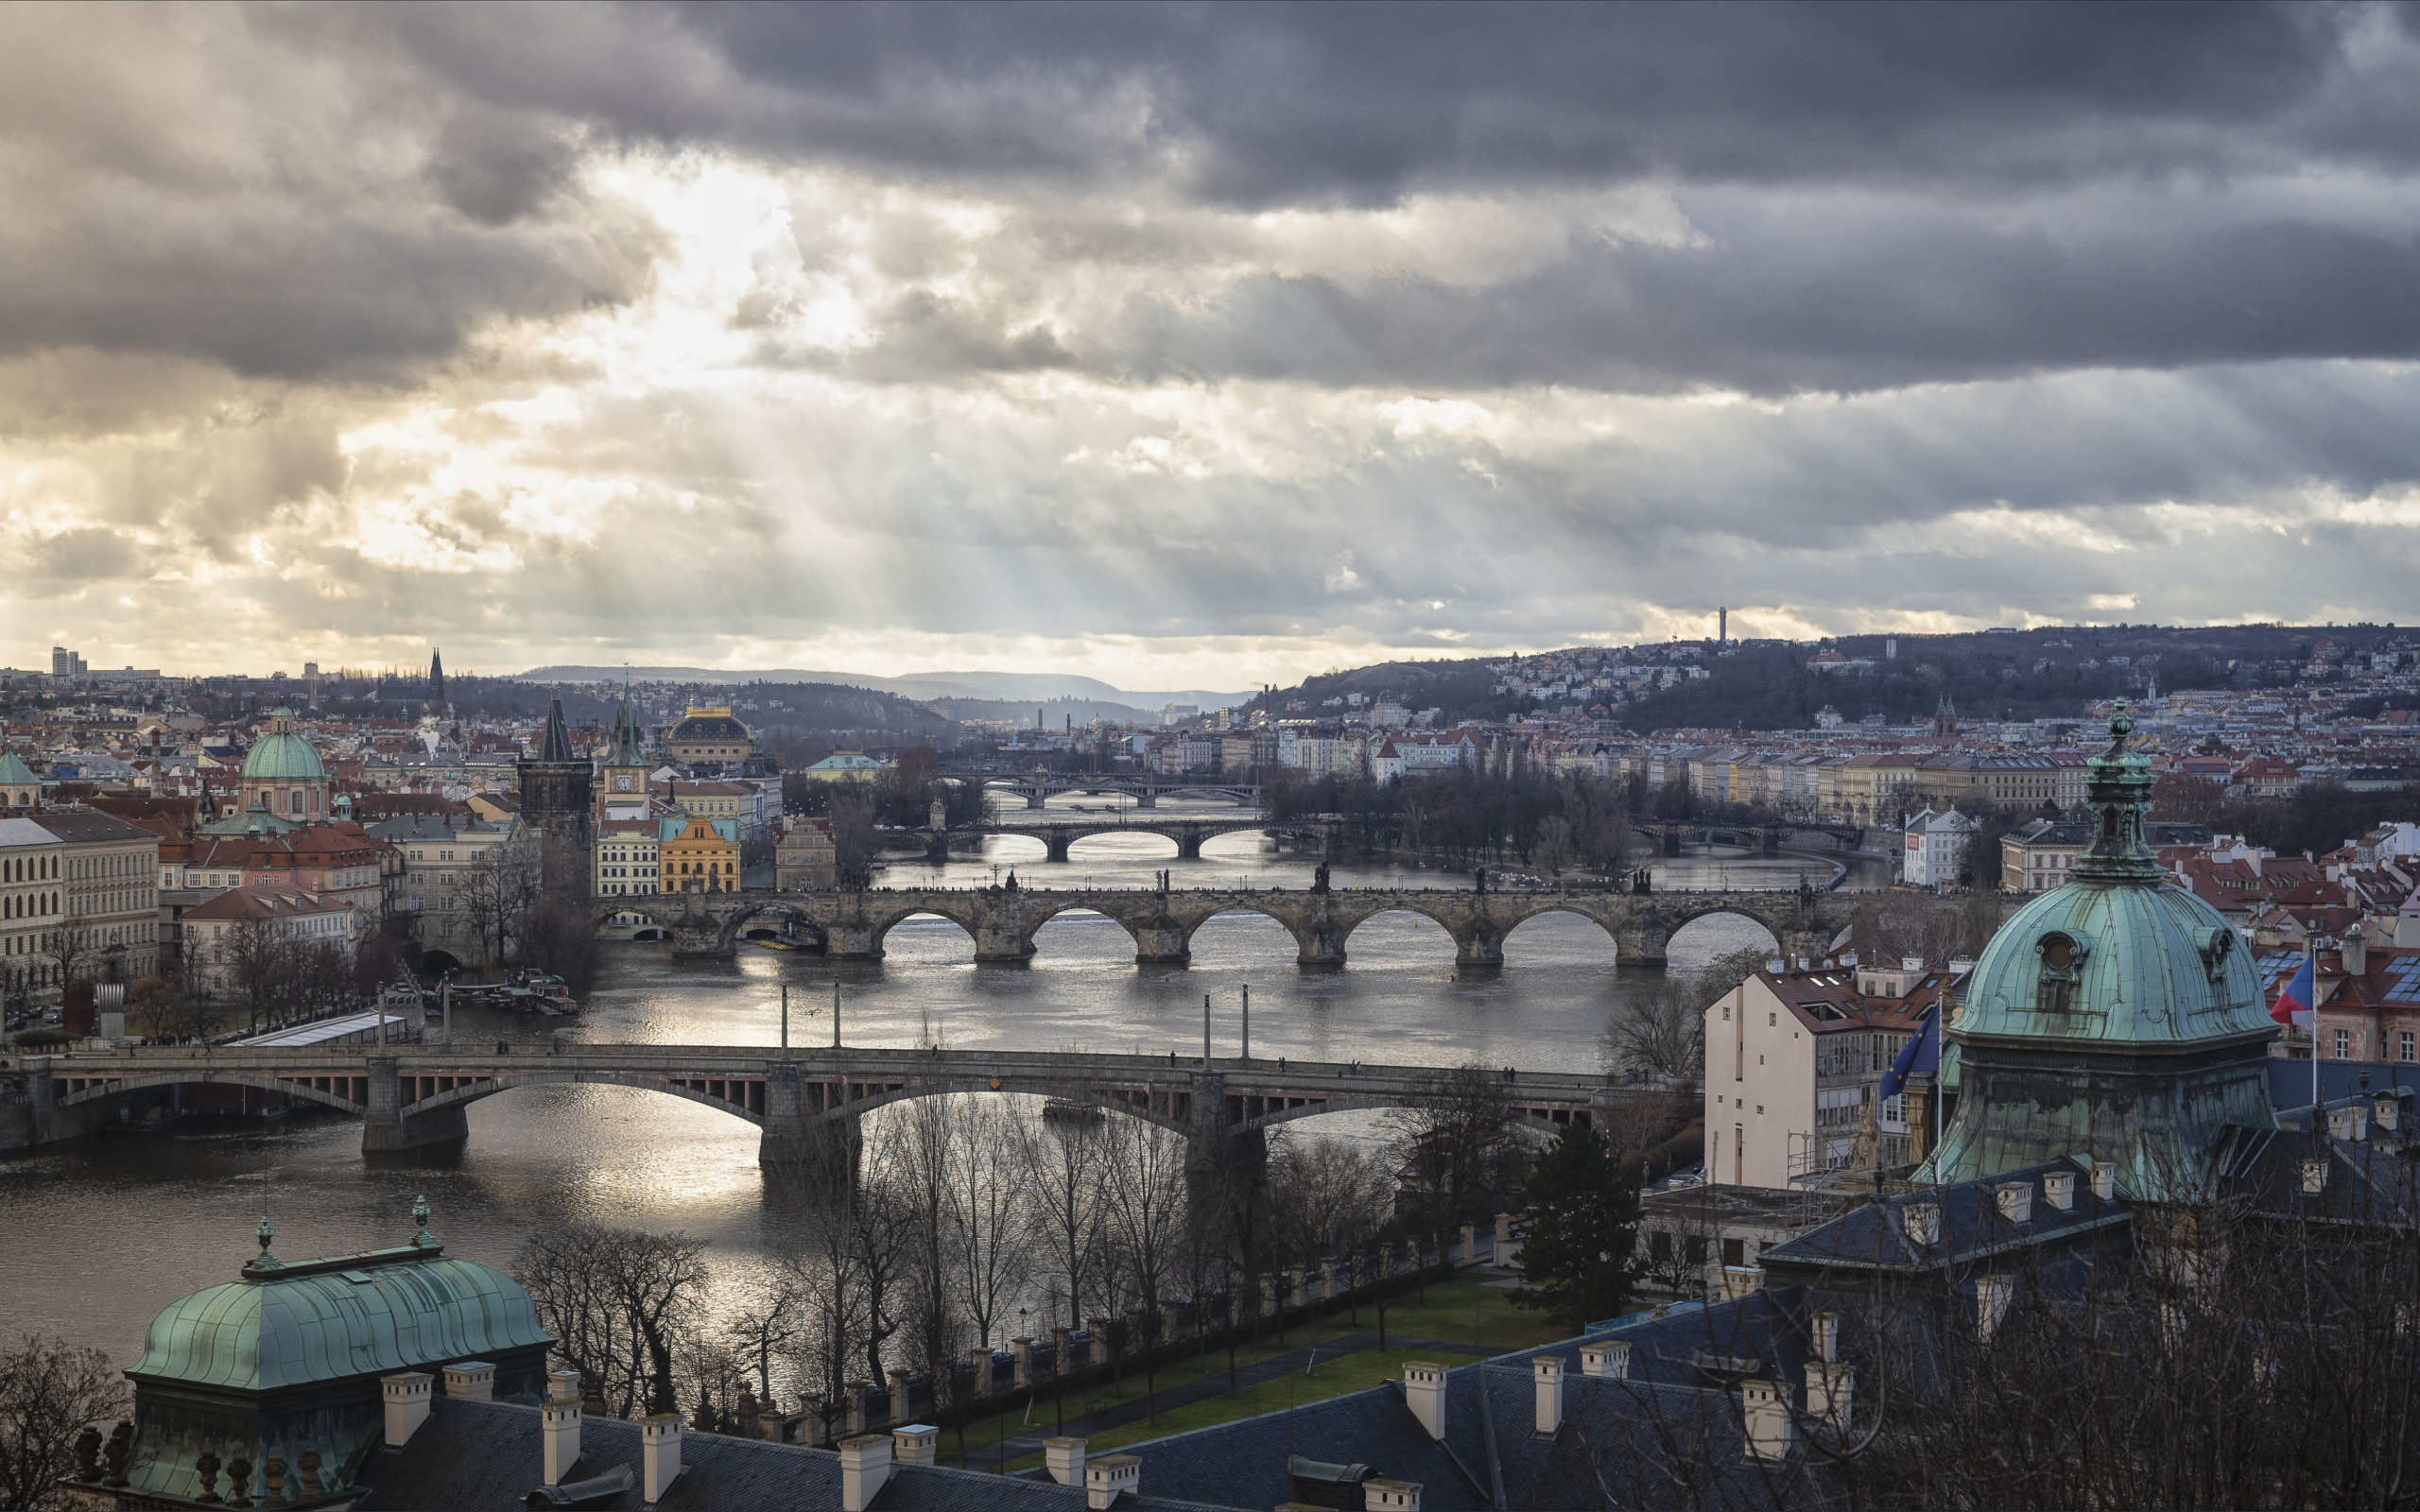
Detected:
left=0, top=816, right=64, bottom=1003
left=659, top=814, right=739, bottom=892
left=35, top=809, right=163, bottom=981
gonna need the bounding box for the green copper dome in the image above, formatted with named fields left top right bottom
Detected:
left=1916, top=702, right=2278, bottom=1200
left=240, top=709, right=326, bottom=782
left=130, top=1246, right=549, bottom=1394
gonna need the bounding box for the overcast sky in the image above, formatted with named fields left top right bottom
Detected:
left=7, top=3, right=2420, bottom=688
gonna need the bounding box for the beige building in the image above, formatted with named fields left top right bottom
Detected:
left=364, top=811, right=532, bottom=971
left=2001, top=818, right=2091, bottom=893
left=1704, top=958, right=1949, bottom=1190
left=596, top=817, right=660, bottom=898
left=182, top=887, right=353, bottom=999
left=666, top=707, right=754, bottom=765
left=0, top=816, right=65, bottom=1002
left=36, top=809, right=164, bottom=982
left=774, top=818, right=837, bottom=890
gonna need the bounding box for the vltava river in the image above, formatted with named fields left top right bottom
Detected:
left=3, top=802, right=1881, bottom=1366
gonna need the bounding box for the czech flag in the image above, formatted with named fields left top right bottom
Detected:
left=2271, top=951, right=2315, bottom=1029
left=1880, top=1005, right=1940, bottom=1102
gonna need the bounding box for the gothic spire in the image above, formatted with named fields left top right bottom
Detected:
left=539, top=695, right=576, bottom=764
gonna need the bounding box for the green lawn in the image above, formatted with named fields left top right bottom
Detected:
left=939, top=1272, right=1567, bottom=1473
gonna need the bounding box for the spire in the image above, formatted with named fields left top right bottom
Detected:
left=428, top=648, right=445, bottom=704
left=539, top=696, right=576, bottom=764
left=2070, top=699, right=2161, bottom=882
left=252, top=1215, right=283, bottom=1272
left=608, top=675, right=646, bottom=766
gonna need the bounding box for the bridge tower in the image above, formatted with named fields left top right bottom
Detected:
left=518, top=695, right=594, bottom=899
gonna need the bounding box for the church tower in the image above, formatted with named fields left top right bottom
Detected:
left=518, top=696, right=594, bottom=868
left=598, top=679, right=650, bottom=819
left=427, top=648, right=446, bottom=708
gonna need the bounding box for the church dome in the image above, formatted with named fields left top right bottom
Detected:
left=240, top=708, right=326, bottom=782
left=671, top=708, right=751, bottom=744
left=1918, top=703, right=2279, bottom=1200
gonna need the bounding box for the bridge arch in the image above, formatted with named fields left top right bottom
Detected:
left=1500, top=906, right=1624, bottom=963
left=398, top=1070, right=767, bottom=1127
left=823, top=1076, right=1190, bottom=1137
left=53, top=1072, right=367, bottom=1116
left=1180, top=902, right=1315, bottom=958
left=1658, top=906, right=1786, bottom=970
left=715, top=902, right=822, bottom=949
left=870, top=907, right=983, bottom=956
left=1060, top=829, right=1182, bottom=864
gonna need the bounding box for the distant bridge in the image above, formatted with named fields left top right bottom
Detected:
left=589, top=882, right=1855, bottom=967
left=970, top=816, right=1288, bottom=862
left=1634, top=821, right=1866, bottom=857
left=964, top=773, right=1263, bottom=810
left=13, top=1043, right=1630, bottom=1175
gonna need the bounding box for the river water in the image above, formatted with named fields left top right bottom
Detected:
left=4, top=797, right=1888, bottom=1370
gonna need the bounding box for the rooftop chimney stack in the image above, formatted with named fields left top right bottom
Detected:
left=1404, top=1362, right=1448, bottom=1439
left=2343, top=924, right=2368, bottom=977
left=1085, top=1455, right=1140, bottom=1510
left=2042, top=1170, right=2075, bottom=1211
left=2377, top=1090, right=2405, bottom=1132
left=381, top=1373, right=431, bottom=1449
left=1366, top=1479, right=1424, bottom=1511
left=838, top=1434, right=890, bottom=1512
left=542, top=1392, right=581, bottom=1486
left=441, top=1361, right=494, bottom=1402
left=2303, top=1157, right=2330, bottom=1194
left=2091, top=1160, right=2117, bottom=1200
left=1742, top=1378, right=1795, bottom=1462
left=1902, top=1203, right=1941, bottom=1246
left=1995, top=1181, right=2034, bottom=1224
left=1045, top=1437, right=1086, bottom=1486
left=1580, top=1341, right=1631, bottom=1380
left=892, top=1424, right=938, bottom=1467
left=1533, top=1355, right=1565, bottom=1435
left=641, top=1414, right=683, bottom=1503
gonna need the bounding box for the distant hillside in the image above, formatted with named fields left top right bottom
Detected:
left=468, top=677, right=959, bottom=744
left=1282, top=659, right=1519, bottom=724
left=521, top=664, right=1249, bottom=708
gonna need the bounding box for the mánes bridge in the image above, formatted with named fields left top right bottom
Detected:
left=10, top=1043, right=1635, bottom=1177
left=603, top=883, right=1857, bottom=968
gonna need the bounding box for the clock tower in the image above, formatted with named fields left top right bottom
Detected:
left=598, top=679, right=651, bottom=820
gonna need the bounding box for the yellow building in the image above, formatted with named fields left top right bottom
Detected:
left=666, top=707, right=753, bottom=765
left=658, top=814, right=739, bottom=893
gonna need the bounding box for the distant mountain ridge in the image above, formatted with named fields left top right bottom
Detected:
left=517, top=665, right=1250, bottom=709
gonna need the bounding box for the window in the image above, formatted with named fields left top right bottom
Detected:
left=2035, top=932, right=2084, bottom=1014
left=2335, top=1028, right=2352, bottom=1059
left=2403, top=1032, right=2414, bottom=1063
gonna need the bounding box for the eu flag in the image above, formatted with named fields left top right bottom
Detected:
left=1878, top=1005, right=1940, bottom=1102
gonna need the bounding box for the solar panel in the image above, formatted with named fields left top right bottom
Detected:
left=2383, top=955, right=2420, bottom=1005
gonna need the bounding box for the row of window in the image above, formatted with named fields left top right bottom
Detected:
left=4, top=892, right=58, bottom=919
left=4, top=855, right=57, bottom=881
left=2333, top=1027, right=2419, bottom=1062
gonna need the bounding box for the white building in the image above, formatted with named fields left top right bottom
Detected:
left=1703, top=958, right=1952, bottom=1189
left=1900, top=807, right=1979, bottom=886
left=182, top=887, right=354, bottom=999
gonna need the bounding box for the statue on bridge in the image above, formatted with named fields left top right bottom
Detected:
left=1631, top=865, right=1653, bottom=895
left=1311, top=863, right=1329, bottom=894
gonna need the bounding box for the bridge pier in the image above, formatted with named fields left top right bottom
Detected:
left=1294, top=918, right=1347, bottom=969
left=1453, top=926, right=1506, bottom=971
left=1044, top=833, right=1074, bottom=864
left=1616, top=925, right=1669, bottom=969
left=973, top=920, right=1037, bottom=964
left=824, top=922, right=884, bottom=959
left=1174, top=829, right=1207, bottom=860
left=1131, top=919, right=1190, bottom=966
left=361, top=1056, right=470, bottom=1157
left=1183, top=1072, right=1267, bottom=1213
left=760, top=1064, right=861, bottom=1185
left=1025, top=792, right=1048, bottom=810
left=1134, top=790, right=1156, bottom=809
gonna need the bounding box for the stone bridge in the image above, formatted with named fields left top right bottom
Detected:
left=969, top=774, right=1262, bottom=810
left=976, top=816, right=1286, bottom=862
left=1635, top=821, right=1866, bottom=857
left=9, top=1044, right=1626, bottom=1183
left=601, top=884, right=1858, bottom=967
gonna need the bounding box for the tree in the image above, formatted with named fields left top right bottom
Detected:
left=514, top=1226, right=712, bottom=1418
left=1508, top=1123, right=1642, bottom=1333
left=1017, top=1109, right=1109, bottom=1332
left=0, top=1334, right=127, bottom=1511
left=1388, top=1065, right=1528, bottom=1263
left=827, top=793, right=878, bottom=888
left=1097, top=1115, right=1190, bottom=1422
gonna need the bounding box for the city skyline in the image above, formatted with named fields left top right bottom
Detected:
left=9, top=6, right=2420, bottom=688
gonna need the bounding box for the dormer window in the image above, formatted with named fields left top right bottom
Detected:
left=2035, top=932, right=2087, bottom=1014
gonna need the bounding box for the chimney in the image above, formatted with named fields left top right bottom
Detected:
left=549, top=1369, right=581, bottom=1406
left=1533, top=1355, right=1565, bottom=1435
left=2329, top=1103, right=2371, bottom=1142
left=2303, top=1157, right=2329, bottom=1194
left=381, top=1373, right=431, bottom=1448
left=2377, top=1090, right=2406, bottom=1132
left=892, top=1423, right=938, bottom=1467
left=1403, top=1362, right=1447, bottom=1439
left=1995, top=1181, right=2033, bottom=1224
left=2342, top=923, right=2367, bottom=977
left=2042, top=1170, right=2076, bottom=1211
left=1580, top=1341, right=1630, bottom=1380
left=1741, top=1377, right=1795, bottom=1462
left=838, top=1434, right=890, bottom=1512
left=641, top=1414, right=683, bottom=1503
left=1901, top=1203, right=1941, bottom=1246
left=1366, top=1479, right=1423, bottom=1511
left=1810, top=1310, right=1840, bottom=1365
left=1085, top=1454, right=1140, bottom=1510
left=542, top=1395, right=581, bottom=1486
left=441, top=1361, right=494, bottom=1402
left=1977, top=1274, right=2014, bottom=1344
left=1044, top=1436, right=1086, bottom=1486
left=2090, top=1160, right=2117, bottom=1201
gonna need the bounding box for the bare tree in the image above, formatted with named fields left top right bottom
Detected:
left=0, top=1334, right=128, bottom=1511
left=1017, top=1108, right=1110, bottom=1332
left=514, top=1226, right=712, bottom=1419
left=1097, top=1115, right=1191, bottom=1422
left=947, top=1099, right=1030, bottom=1366
left=1386, top=1065, right=1528, bottom=1264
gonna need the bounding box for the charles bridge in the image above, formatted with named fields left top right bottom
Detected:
left=604, top=881, right=1858, bottom=968
left=4, top=1041, right=1640, bottom=1179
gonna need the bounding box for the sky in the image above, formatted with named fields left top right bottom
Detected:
left=7, top=3, right=2420, bottom=690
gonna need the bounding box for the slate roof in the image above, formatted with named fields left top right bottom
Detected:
left=354, top=1398, right=1235, bottom=1512
left=1758, top=1159, right=2131, bottom=1278
left=1117, top=1376, right=1485, bottom=1510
